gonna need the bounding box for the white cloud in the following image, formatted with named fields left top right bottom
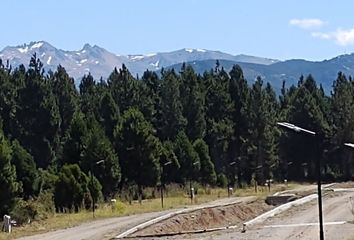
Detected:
left=289, top=18, right=324, bottom=29
left=311, top=32, right=331, bottom=40
left=312, top=28, right=354, bottom=46
left=333, top=29, right=354, bottom=46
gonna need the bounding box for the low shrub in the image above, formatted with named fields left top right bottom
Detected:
left=10, top=192, right=55, bottom=225
left=111, top=200, right=126, bottom=214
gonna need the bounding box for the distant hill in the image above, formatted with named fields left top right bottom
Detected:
left=166, top=55, right=354, bottom=93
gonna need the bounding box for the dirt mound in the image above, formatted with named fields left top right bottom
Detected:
left=331, top=181, right=354, bottom=188
left=130, top=199, right=272, bottom=237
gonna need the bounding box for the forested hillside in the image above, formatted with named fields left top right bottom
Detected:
left=0, top=55, right=353, bottom=217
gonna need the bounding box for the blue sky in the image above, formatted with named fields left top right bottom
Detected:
left=2, top=0, right=354, bottom=61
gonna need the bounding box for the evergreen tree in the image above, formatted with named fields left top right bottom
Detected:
left=0, top=63, right=17, bottom=138
left=158, top=69, right=186, bottom=140
left=204, top=68, right=233, bottom=174
left=11, top=140, right=38, bottom=198
left=54, top=164, right=97, bottom=212
left=180, top=65, right=206, bottom=140
left=160, top=141, right=180, bottom=184
left=0, top=132, right=21, bottom=215
left=98, top=92, right=119, bottom=141
left=193, top=139, right=216, bottom=185
left=285, top=75, right=330, bottom=180
left=107, top=65, right=139, bottom=113
left=15, top=55, right=60, bottom=168
left=247, top=78, right=279, bottom=183
left=330, top=72, right=354, bottom=179
left=116, top=108, right=161, bottom=200
left=80, top=119, right=121, bottom=198
left=79, top=73, right=100, bottom=118
left=173, top=131, right=200, bottom=183
left=61, top=111, right=88, bottom=166
left=51, top=65, right=78, bottom=137
left=228, top=65, right=250, bottom=183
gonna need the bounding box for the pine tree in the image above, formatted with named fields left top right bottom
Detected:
left=285, top=75, right=330, bottom=180
left=247, top=78, right=279, bottom=183
left=54, top=164, right=95, bottom=212
left=51, top=65, right=78, bottom=137
left=0, top=131, right=21, bottom=215
left=98, top=92, right=120, bottom=141
left=158, top=69, right=186, bottom=140
left=80, top=119, right=121, bottom=198
left=330, top=72, right=354, bottom=179
left=116, top=108, right=161, bottom=201
left=228, top=65, right=250, bottom=183
left=107, top=65, right=139, bottom=113
left=180, top=65, right=206, bottom=140
left=204, top=68, right=233, bottom=174
left=61, top=111, right=88, bottom=166
left=173, top=131, right=200, bottom=183
left=11, top=140, right=38, bottom=198
left=15, top=55, right=60, bottom=168
left=193, top=139, right=216, bottom=185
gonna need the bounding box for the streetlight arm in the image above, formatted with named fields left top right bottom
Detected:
left=95, top=160, right=105, bottom=165
left=277, top=122, right=316, bottom=135
left=344, top=143, right=354, bottom=148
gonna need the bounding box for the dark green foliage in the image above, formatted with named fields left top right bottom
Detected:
left=158, top=70, right=187, bottom=140
left=107, top=65, right=139, bottom=113
left=0, top=63, right=17, bottom=138
left=80, top=119, right=121, bottom=198
left=61, top=112, right=88, bottom=166
left=216, top=173, right=227, bottom=187
left=37, top=169, right=58, bottom=193
left=79, top=73, right=100, bottom=117
left=204, top=68, right=233, bottom=173
left=193, top=139, right=216, bottom=185
left=54, top=164, right=94, bottom=212
left=98, top=92, right=119, bottom=141
left=160, top=141, right=180, bottom=184
left=247, top=78, right=279, bottom=183
left=2, top=54, right=354, bottom=215
left=116, top=108, right=161, bottom=190
left=15, top=55, right=60, bottom=168
left=0, top=132, right=21, bottom=215
left=51, top=65, right=78, bottom=137
left=173, top=131, right=200, bottom=183
left=180, top=65, right=206, bottom=140
left=286, top=75, right=330, bottom=180
left=87, top=172, right=103, bottom=204
left=11, top=140, right=38, bottom=198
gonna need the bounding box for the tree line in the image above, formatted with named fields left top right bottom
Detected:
left=0, top=55, right=353, bottom=215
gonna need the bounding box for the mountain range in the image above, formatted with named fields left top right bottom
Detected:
left=1, top=41, right=354, bottom=92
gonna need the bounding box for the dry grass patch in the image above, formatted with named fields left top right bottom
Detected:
left=0, top=182, right=303, bottom=239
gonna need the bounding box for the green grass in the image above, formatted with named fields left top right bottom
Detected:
left=0, top=182, right=301, bottom=240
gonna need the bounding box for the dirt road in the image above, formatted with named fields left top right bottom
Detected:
left=173, top=191, right=354, bottom=240
left=16, top=197, right=250, bottom=240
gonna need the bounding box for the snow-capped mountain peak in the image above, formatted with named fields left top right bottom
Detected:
left=0, top=41, right=279, bottom=82
left=184, top=48, right=206, bottom=53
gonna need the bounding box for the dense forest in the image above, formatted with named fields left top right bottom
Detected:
left=0, top=54, right=354, bottom=217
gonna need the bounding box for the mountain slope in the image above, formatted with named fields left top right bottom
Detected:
left=167, top=55, right=354, bottom=93
left=0, top=41, right=278, bottom=80
left=2, top=41, right=354, bottom=92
